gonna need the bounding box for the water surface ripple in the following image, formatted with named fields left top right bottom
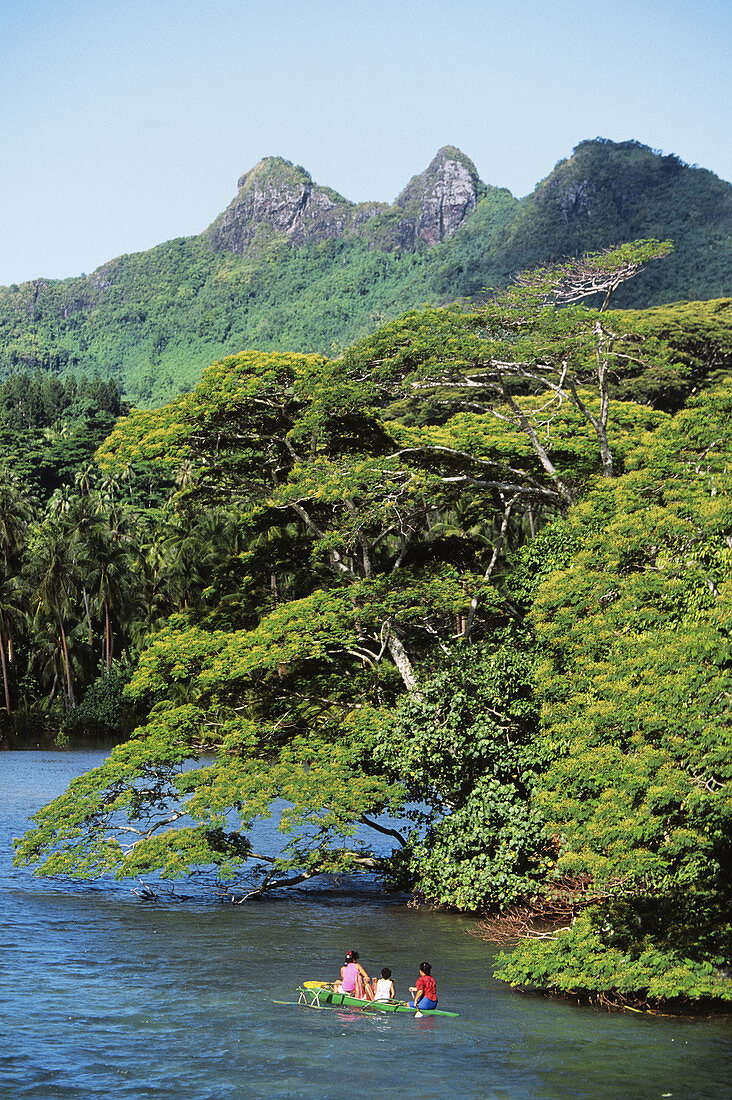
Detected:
left=2, top=752, right=730, bottom=1098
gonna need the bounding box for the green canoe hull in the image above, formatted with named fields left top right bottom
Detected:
left=298, top=986, right=459, bottom=1017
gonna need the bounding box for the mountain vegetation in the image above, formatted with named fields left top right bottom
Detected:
left=0, top=370, right=126, bottom=499
left=11, top=241, right=732, bottom=1012
left=1, top=140, right=731, bottom=406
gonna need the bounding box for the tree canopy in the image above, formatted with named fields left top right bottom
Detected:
left=11, top=241, right=732, bottom=1009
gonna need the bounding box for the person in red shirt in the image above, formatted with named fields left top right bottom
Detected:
left=408, top=962, right=438, bottom=1010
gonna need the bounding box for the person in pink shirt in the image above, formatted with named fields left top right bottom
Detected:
left=337, top=950, right=372, bottom=999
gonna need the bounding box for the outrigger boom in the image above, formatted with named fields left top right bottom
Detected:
left=297, top=981, right=459, bottom=1018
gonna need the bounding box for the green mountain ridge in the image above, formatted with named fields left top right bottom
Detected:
left=1, top=138, right=730, bottom=405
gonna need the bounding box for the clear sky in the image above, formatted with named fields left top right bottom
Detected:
left=1, top=0, right=730, bottom=285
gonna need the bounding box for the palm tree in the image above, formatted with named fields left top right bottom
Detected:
left=127, top=536, right=174, bottom=646
left=66, top=493, right=139, bottom=678
left=74, top=464, right=97, bottom=497
left=84, top=523, right=131, bottom=676
left=0, top=574, right=26, bottom=714
left=0, top=471, right=33, bottom=713
left=28, top=521, right=82, bottom=709
left=0, top=469, right=32, bottom=570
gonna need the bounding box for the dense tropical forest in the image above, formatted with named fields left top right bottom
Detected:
left=1, top=139, right=731, bottom=407
left=10, top=240, right=732, bottom=1013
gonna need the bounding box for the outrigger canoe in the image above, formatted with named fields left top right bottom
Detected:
left=298, top=981, right=459, bottom=1017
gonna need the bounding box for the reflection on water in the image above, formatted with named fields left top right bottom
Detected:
left=2, top=751, right=731, bottom=1099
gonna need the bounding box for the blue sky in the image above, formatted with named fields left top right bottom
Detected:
left=1, top=0, right=730, bottom=285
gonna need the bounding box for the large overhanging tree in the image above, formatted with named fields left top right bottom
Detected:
left=17, top=241, right=693, bottom=912
left=492, top=382, right=732, bottom=1007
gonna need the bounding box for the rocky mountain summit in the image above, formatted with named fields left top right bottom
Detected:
left=1, top=138, right=730, bottom=406
left=395, top=146, right=485, bottom=246
left=206, top=146, right=483, bottom=254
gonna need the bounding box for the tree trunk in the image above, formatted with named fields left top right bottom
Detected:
left=464, top=495, right=517, bottom=642
left=0, top=623, right=11, bottom=715
left=58, top=616, right=75, bottom=708
left=82, top=586, right=93, bottom=645
left=501, top=385, right=574, bottom=503
left=386, top=631, right=423, bottom=698
left=105, top=601, right=113, bottom=674
left=595, top=336, right=614, bottom=479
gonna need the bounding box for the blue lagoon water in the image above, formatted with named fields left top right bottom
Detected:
left=2, top=752, right=730, bottom=1098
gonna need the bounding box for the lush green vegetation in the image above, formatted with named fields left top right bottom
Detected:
left=9, top=241, right=732, bottom=1011
left=492, top=392, right=732, bottom=1007
left=0, top=370, right=125, bottom=499
left=475, top=140, right=732, bottom=305
left=1, top=140, right=730, bottom=407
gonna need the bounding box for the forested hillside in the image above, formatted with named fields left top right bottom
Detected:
left=1, top=140, right=730, bottom=406
left=11, top=243, right=732, bottom=1011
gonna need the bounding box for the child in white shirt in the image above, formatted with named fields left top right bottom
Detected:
left=373, top=966, right=396, bottom=1001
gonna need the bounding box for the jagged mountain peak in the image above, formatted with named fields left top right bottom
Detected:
left=206, top=147, right=486, bottom=255
left=400, top=145, right=482, bottom=191
left=395, top=146, right=484, bottom=245
left=206, top=156, right=355, bottom=253
left=236, top=156, right=313, bottom=192
left=529, top=137, right=731, bottom=223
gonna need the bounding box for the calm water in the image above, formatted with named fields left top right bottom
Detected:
left=2, top=752, right=730, bottom=1099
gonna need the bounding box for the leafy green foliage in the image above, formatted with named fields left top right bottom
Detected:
left=0, top=371, right=126, bottom=499
left=375, top=641, right=552, bottom=909
left=492, top=384, right=732, bottom=1002
left=13, top=705, right=399, bottom=886
left=531, top=385, right=732, bottom=890
left=604, top=298, right=732, bottom=410
left=495, top=913, right=732, bottom=1006
left=59, top=657, right=142, bottom=744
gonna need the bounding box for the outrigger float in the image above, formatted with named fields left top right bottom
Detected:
left=296, top=981, right=459, bottom=1017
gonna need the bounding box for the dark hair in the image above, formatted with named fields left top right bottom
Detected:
left=381, top=967, right=391, bottom=979
left=345, top=950, right=360, bottom=963
left=420, top=962, right=431, bottom=975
